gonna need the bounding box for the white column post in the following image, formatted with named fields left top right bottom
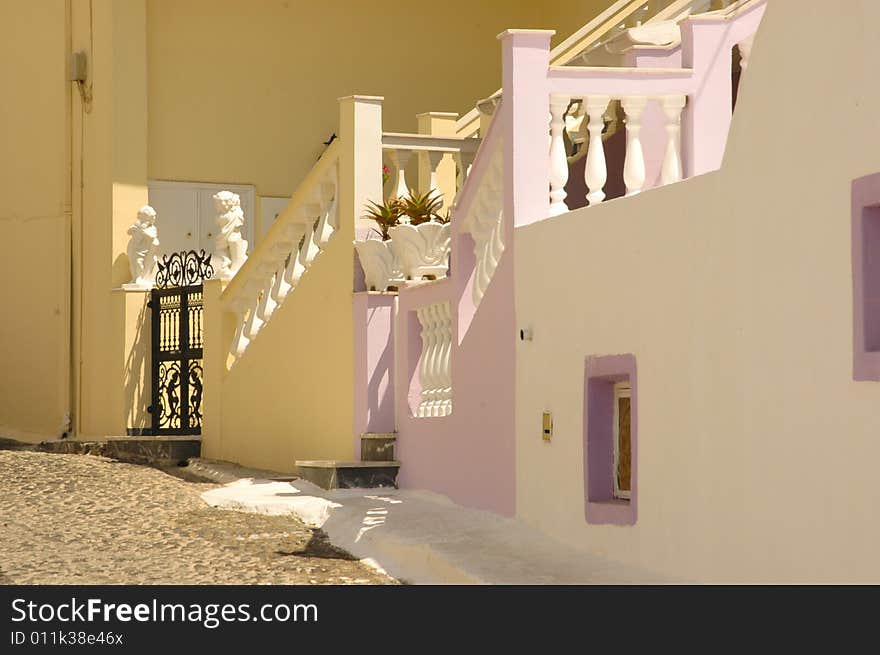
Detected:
left=417, top=111, right=458, bottom=208
left=426, top=150, right=444, bottom=204
left=549, top=94, right=571, bottom=216
left=388, top=149, right=412, bottom=200
left=584, top=95, right=610, bottom=206
left=338, top=95, right=384, bottom=240
left=621, top=95, right=648, bottom=197
left=660, top=94, right=686, bottom=186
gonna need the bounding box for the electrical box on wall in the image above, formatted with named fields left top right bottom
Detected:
left=69, top=51, right=87, bottom=82
left=542, top=411, right=553, bottom=442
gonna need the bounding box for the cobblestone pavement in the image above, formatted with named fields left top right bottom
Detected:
left=0, top=450, right=396, bottom=585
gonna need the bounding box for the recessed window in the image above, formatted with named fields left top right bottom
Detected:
left=584, top=354, right=637, bottom=526
left=851, top=173, right=880, bottom=380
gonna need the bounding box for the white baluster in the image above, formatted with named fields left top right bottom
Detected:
left=283, top=226, right=309, bottom=288
left=738, top=34, right=755, bottom=71
left=256, top=264, right=279, bottom=323
left=321, top=167, right=339, bottom=232
left=242, top=282, right=264, bottom=340
left=389, top=149, right=412, bottom=200
left=621, top=95, right=648, bottom=197
left=270, top=259, right=291, bottom=304
left=660, top=95, right=686, bottom=186
left=425, top=150, right=444, bottom=206
left=438, top=303, right=453, bottom=416
left=584, top=95, right=611, bottom=206
left=548, top=94, right=571, bottom=216
left=416, top=307, right=431, bottom=417
left=426, top=305, right=440, bottom=416
left=228, top=298, right=250, bottom=362
left=304, top=199, right=330, bottom=253
left=453, top=150, right=476, bottom=209
left=283, top=224, right=308, bottom=288
left=269, top=236, right=297, bottom=303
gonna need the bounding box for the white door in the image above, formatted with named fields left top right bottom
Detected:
left=148, top=180, right=256, bottom=261
left=148, top=185, right=199, bottom=256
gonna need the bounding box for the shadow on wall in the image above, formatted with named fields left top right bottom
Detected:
left=367, top=308, right=395, bottom=425
left=124, top=294, right=151, bottom=433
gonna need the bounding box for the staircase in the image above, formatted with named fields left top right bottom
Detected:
left=295, top=433, right=399, bottom=490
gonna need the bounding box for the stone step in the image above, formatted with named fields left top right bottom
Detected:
left=295, top=460, right=400, bottom=490
left=38, top=436, right=201, bottom=468
left=360, top=432, right=396, bottom=462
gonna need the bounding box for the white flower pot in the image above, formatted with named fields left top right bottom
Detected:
left=388, top=221, right=451, bottom=280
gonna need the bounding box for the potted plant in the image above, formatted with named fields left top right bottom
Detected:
left=355, top=190, right=454, bottom=290
left=389, top=190, right=452, bottom=280
left=354, top=198, right=405, bottom=291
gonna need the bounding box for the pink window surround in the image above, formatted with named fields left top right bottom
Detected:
left=584, top=354, right=637, bottom=526
left=852, top=173, right=880, bottom=381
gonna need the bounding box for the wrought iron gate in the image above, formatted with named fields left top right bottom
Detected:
left=148, top=250, right=213, bottom=435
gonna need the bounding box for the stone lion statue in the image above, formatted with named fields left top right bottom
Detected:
left=213, top=191, right=248, bottom=278
left=125, top=205, right=160, bottom=288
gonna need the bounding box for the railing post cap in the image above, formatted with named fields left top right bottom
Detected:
left=337, top=95, right=384, bottom=105
left=416, top=111, right=459, bottom=120
left=496, top=29, right=556, bottom=43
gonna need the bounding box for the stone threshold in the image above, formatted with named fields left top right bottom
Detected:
left=296, top=460, right=400, bottom=468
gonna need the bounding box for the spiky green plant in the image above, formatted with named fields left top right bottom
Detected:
left=398, top=189, right=444, bottom=226
left=363, top=198, right=403, bottom=240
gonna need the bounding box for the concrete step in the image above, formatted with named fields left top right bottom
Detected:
left=38, top=436, right=201, bottom=467
left=360, top=432, right=396, bottom=462
left=295, top=459, right=400, bottom=490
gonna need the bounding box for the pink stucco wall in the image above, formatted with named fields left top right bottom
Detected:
left=394, top=116, right=517, bottom=517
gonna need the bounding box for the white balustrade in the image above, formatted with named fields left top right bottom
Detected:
left=382, top=132, right=481, bottom=207
left=584, top=95, right=611, bottom=206
left=548, top=92, right=690, bottom=212
left=661, top=94, right=686, bottom=185
left=549, top=94, right=572, bottom=216
left=415, top=301, right=453, bottom=418
left=221, top=154, right=340, bottom=367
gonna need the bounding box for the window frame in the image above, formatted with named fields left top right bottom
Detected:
left=612, top=382, right=632, bottom=500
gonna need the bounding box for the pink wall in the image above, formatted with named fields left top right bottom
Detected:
left=394, top=113, right=517, bottom=517
left=353, top=292, right=396, bottom=449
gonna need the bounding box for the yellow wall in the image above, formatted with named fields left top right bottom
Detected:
left=72, top=0, right=150, bottom=439
left=515, top=0, right=880, bottom=582
left=2, top=0, right=611, bottom=442
left=201, top=96, right=383, bottom=472
left=0, top=0, right=71, bottom=440
left=145, top=0, right=610, bottom=230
